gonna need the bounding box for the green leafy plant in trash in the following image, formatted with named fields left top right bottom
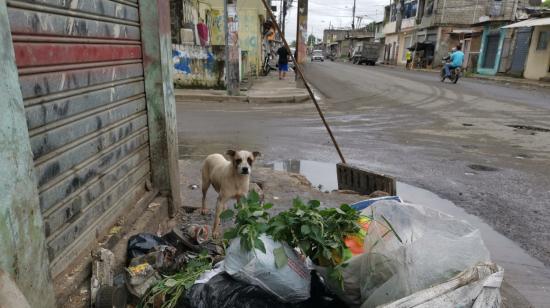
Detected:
left=220, top=190, right=273, bottom=253
left=267, top=198, right=361, bottom=288
left=138, top=253, right=212, bottom=308
left=220, top=192, right=403, bottom=290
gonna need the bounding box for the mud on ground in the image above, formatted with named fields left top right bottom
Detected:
left=177, top=159, right=364, bottom=220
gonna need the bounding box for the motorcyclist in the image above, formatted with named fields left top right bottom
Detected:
left=443, top=45, right=464, bottom=80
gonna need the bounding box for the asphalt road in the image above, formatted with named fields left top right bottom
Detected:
left=176, top=61, right=550, bottom=306
left=302, top=61, right=550, bottom=263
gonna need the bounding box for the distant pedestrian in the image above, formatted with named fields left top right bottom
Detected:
left=277, top=46, right=290, bottom=80
left=405, top=49, right=412, bottom=69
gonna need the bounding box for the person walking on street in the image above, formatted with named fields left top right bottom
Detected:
left=277, top=46, right=290, bottom=80
left=405, top=49, right=412, bottom=70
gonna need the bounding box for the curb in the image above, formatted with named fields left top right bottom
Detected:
left=466, top=75, right=550, bottom=89
left=175, top=94, right=247, bottom=103
left=175, top=93, right=310, bottom=104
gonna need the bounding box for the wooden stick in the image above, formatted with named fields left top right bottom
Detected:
left=260, top=0, right=347, bottom=164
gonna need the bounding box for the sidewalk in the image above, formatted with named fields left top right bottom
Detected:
left=378, top=63, right=550, bottom=89
left=174, top=71, right=311, bottom=103
left=468, top=73, right=550, bottom=89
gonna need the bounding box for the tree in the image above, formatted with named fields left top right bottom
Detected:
left=542, top=0, right=550, bottom=8
left=307, top=34, right=317, bottom=46
left=290, top=40, right=297, bottom=47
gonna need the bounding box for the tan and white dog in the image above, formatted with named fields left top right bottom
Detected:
left=201, top=150, right=261, bottom=238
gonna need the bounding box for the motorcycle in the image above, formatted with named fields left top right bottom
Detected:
left=440, top=57, right=461, bottom=84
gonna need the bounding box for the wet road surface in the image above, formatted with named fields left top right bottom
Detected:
left=176, top=61, right=550, bottom=306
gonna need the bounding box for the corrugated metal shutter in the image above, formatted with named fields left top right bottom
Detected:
left=7, top=0, right=152, bottom=276
left=510, top=28, right=532, bottom=76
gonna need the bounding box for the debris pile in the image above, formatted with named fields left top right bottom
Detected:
left=94, top=192, right=503, bottom=308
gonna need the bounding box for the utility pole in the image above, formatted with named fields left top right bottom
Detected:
left=352, top=0, right=356, bottom=29
left=295, top=0, right=307, bottom=87
left=224, top=0, right=239, bottom=95
left=282, top=0, right=288, bottom=35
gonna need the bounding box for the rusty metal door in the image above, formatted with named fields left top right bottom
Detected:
left=7, top=0, right=152, bottom=276
left=510, top=28, right=532, bottom=76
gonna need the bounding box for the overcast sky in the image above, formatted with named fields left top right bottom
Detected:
left=274, top=0, right=392, bottom=41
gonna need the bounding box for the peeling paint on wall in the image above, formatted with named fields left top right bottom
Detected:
left=170, top=0, right=264, bottom=86
left=172, top=44, right=225, bottom=88
left=0, top=1, right=55, bottom=306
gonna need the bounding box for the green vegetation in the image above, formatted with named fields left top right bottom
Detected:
left=139, top=254, right=212, bottom=308
left=221, top=191, right=363, bottom=288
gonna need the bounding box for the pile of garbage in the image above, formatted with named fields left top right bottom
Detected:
left=100, top=193, right=503, bottom=308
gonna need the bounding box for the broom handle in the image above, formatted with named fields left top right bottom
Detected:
left=259, top=0, right=347, bottom=164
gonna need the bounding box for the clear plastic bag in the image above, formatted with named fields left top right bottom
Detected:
left=224, top=234, right=311, bottom=303
left=359, top=200, right=490, bottom=307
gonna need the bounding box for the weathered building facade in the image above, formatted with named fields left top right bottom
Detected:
left=1, top=0, right=181, bottom=305
left=502, top=16, right=550, bottom=80
left=323, top=28, right=374, bottom=58
left=381, top=0, right=542, bottom=72
left=170, top=0, right=266, bottom=88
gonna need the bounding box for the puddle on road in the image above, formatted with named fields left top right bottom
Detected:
left=266, top=159, right=545, bottom=273
left=265, top=160, right=338, bottom=191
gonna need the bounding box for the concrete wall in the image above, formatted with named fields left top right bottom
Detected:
left=431, top=0, right=516, bottom=25
left=524, top=25, right=550, bottom=80
left=385, top=33, right=400, bottom=64
left=173, top=45, right=225, bottom=88
left=383, top=21, right=397, bottom=35
left=0, top=1, right=55, bottom=306
left=237, top=6, right=263, bottom=75
left=170, top=0, right=264, bottom=88
left=402, top=17, right=416, bottom=30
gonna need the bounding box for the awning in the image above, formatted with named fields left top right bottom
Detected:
left=408, top=41, right=434, bottom=51
left=451, top=29, right=478, bottom=34
left=502, top=17, right=550, bottom=28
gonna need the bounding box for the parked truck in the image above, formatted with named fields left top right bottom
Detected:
left=351, top=42, right=381, bottom=66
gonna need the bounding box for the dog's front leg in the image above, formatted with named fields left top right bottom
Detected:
left=212, top=195, right=228, bottom=239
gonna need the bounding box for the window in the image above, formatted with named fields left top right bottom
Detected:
left=489, top=0, right=503, bottom=17
left=537, top=31, right=549, bottom=50
left=404, top=1, right=418, bottom=19
left=425, top=0, right=434, bottom=16
left=390, top=4, right=397, bottom=22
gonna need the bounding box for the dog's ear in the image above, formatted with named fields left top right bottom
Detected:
left=252, top=151, right=261, bottom=158
left=226, top=150, right=236, bottom=157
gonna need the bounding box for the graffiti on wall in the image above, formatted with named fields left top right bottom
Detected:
left=172, top=45, right=225, bottom=88
left=210, top=9, right=224, bottom=45
left=170, top=0, right=226, bottom=88
left=237, top=12, right=261, bottom=75
left=169, top=0, right=263, bottom=86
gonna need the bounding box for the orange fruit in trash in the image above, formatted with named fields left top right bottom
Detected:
left=344, top=235, right=364, bottom=255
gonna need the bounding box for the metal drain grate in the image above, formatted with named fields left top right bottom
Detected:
left=507, top=125, right=550, bottom=132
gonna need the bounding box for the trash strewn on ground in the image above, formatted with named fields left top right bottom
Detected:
left=120, top=191, right=501, bottom=308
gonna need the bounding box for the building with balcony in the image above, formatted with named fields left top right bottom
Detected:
left=380, top=0, right=542, bottom=71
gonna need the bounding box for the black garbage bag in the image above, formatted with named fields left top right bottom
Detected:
left=179, top=271, right=349, bottom=308
left=305, top=270, right=349, bottom=308
left=127, top=233, right=171, bottom=261
left=180, top=273, right=296, bottom=308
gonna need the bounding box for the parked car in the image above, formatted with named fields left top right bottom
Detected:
left=311, top=50, right=324, bottom=62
